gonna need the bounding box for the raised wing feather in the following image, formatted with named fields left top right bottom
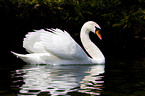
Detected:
left=23, top=29, right=47, bottom=53
left=23, top=29, right=88, bottom=60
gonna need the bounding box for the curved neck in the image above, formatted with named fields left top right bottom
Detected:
left=80, top=26, right=105, bottom=63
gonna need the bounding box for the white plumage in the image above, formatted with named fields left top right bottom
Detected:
left=12, top=21, right=105, bottom=65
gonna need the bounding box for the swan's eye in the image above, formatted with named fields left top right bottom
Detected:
left=95, top=26, right=100, bottom=32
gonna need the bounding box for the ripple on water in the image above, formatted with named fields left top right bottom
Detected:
left=10, top=64, right=105, bottom=96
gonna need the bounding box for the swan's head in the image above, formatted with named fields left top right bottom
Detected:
left=83, top=21, right=102, bottom=40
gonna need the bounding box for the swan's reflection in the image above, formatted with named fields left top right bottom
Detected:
left=79, top=65, right=105, bottom=95
left=13, top=64, right=104, bottom=96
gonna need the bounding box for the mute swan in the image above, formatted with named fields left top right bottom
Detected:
left=12, top=21, right=105, bottom=65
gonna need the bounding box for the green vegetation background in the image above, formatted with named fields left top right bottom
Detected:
left=1, top=0, right=145, bottom=59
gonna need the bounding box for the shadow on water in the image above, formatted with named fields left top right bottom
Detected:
left=103, top=58, right=145, bottom=96
left=10, top=64, right=105, bottom=96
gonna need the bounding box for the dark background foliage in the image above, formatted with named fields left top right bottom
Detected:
left=0, top=0, right=144, bottom=61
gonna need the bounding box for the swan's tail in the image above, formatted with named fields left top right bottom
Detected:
left=11, top=51, right=26, bottom=58
left=11, top=51, right=48, bottom=64
left=11, top=51, right=32, bottom=64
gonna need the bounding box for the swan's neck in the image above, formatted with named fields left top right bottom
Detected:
left=80, top=26, right=105, bottom=63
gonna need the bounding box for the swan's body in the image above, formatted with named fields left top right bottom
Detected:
left=12, top=21, right=105, bottom=65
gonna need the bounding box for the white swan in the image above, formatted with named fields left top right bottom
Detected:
left=12, top=21, right=105, bottom=65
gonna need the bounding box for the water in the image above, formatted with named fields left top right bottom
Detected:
left=10, top=64, right=104, bottom=96
left=0, top=58, right=145, bottom=96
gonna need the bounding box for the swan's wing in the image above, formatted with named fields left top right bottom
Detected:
left=23, top=29, right=47, bottom=53
left=23, top=29, right=88, bottom=60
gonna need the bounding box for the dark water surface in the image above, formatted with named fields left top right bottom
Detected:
left=0, top=58, right=145, bottom=96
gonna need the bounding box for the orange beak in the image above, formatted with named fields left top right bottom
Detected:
left=96, top=30, right=102, bottom=40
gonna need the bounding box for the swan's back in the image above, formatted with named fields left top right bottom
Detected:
left=23, top=29, right=88, bottom=60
